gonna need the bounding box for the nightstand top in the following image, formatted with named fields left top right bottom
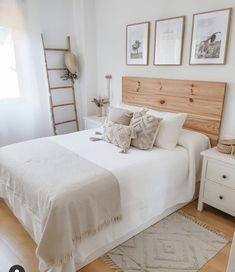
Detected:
left=201, top=147, right=235, bottom=165
left=83, top=115, right=107, bottom=122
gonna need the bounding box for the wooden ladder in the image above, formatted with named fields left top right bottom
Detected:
left=41, top=34, right=79, bottom=135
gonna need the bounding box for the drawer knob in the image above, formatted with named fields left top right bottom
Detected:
left=222, top=175, right=227, bottom=179
left=219, top=195, right=224, bottom=200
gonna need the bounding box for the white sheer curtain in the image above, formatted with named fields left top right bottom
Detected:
left=0, top=0, right=52, bottom=147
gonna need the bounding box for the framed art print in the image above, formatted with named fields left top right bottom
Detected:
left=190, top=8, right=231, bottom=65
left=126, top=22, right=150, bottom=65
left=154, top=16, right=185, bottom=65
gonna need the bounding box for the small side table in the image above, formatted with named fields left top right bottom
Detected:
left=83, top=115, right=106, bottom=130
left=198, top=147, right=235, bottom=217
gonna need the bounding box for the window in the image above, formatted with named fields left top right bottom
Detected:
left=0, top=27, right=20, bottom=99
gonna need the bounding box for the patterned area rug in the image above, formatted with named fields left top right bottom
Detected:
left=102, top=211, right=229, bottom=272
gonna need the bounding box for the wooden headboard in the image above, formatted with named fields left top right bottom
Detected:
left=122, top=76, right=227, bottom=146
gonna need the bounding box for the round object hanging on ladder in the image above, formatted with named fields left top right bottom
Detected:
left=64, top=52, right=78, bottom=75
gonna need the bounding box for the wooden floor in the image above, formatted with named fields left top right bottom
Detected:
left=0, top=200, right=234, bottom=272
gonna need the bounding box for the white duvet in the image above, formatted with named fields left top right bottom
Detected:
left=1, top=128, right=210, bottom=272
left=49, top=128, right=209, bottom=271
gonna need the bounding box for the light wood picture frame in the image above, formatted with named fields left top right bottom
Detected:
left=126, top=22, right=150, bottom=66
left=154, top=16, right=185, bottom=66
left=190, top=8, right=232, bottom=65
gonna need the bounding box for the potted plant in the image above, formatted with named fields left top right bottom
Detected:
left=91, top=97, right=109, bottom=117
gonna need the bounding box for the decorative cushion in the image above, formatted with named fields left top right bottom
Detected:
left=103, top=122, right=136, bottom=153
left=148, top=109, right=187, bottom=150
left=130, top=111, right=162, bottom=150
left=108, top=107, right=133, bottom=126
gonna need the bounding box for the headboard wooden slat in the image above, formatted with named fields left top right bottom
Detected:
left=122, top=76, right=227, bottom=146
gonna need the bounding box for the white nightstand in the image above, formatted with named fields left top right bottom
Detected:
left=83, top=115, right=106, bottom=130
left=198, top=147, right=235, bottom=216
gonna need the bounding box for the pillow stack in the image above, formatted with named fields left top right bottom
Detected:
left=100, top=104, right=187, bottom=153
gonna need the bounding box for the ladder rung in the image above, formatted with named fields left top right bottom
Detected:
left=53, top=103, right=74, bottom=108
left=55, top=120, right=77, bottom=126
left=44, top=48, right=68, bottom=52
left=50, top=86, right=73, bottom=90
left=48, top=68, right=67, bottom=71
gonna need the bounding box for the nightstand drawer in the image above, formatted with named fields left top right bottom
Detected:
left=204, top=180, right=235, bottom=213
left=206, top=160, right=235, bottom=189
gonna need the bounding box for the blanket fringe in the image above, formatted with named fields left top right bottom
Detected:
left=46, top=215, right=122, bottom=266
left=72, top=215, right=123, bottom=244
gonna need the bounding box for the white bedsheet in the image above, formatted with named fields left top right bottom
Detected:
left=1, top=128, right=210, bottom=272
left=46, top=128, right=209, bottom=272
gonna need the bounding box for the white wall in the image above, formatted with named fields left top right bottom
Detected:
left=95, top=0, right=235, bottom=138
left=38, top=0, right=98, bottom=132
left=72, top=0, right=98, bottom=117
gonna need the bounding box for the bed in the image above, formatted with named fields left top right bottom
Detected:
left=0, top=77, right=227, bottom=272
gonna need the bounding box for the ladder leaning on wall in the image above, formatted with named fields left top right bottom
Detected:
left=41, top=34, right=79, bottom=135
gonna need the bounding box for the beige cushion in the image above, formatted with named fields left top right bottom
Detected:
left=103, top=122, right=136, bottom=153
left=130, top=111, right=162, bottom=150
left=108, top=107, right=133, bottom=126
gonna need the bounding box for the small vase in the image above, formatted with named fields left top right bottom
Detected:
left=96, top=107, right=103, bottom=117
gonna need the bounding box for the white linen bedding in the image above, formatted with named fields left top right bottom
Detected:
left=0, top=128, right=210, bottom=272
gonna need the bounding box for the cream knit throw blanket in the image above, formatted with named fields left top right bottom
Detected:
left=0, top=139, right=122, bottom=269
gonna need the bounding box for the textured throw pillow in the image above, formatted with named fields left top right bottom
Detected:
left=130, top=111, right=162, bottom=150
left=148, top=109, right=187, bottom=150
left=108, top=107, right=133, bottom=126
left=103, top=122, right=136, bottom=153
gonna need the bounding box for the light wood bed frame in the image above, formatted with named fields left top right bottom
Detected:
left=122, top=76, right=227, bottom=146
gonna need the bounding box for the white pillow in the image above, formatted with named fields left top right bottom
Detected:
left=148, top=109, right=187, bottom=150
left=118, top=102, right=145, bottom=113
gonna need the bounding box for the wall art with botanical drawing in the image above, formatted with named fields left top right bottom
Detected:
left=126, top=22, right=150, bottom=65
left=154, top=16, right=185, bottom=65
left=190, top=8, right=231, bottom=65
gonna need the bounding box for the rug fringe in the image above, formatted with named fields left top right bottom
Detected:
left=101, top=255, right=123, bottom=272
left=178, top=210, right=231, bottom=241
